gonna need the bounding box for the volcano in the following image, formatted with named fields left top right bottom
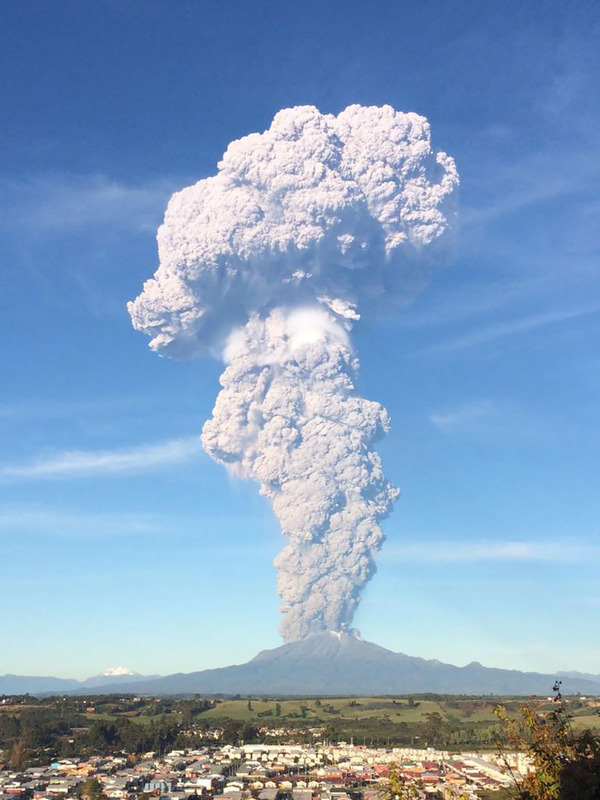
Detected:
left=69, top=631, right=600, bottom=696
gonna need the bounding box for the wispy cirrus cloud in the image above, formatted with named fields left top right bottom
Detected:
left=419, top=304, right=599, bottom=356
left=461, top=145, right=600, bottom=230
left=0, top=394, right=159, bottom=421
left=428, top=399, right=565, bottom=444
left=0, top=506, right=272, bottom=541
left=0, top=436, right=202, bottom=480
left=0, top=173, right=182, bottom=236
left=384, top=540, right=599, bottom=564
left=430, top=400, right=498, bottom=434
left=0, top=507, right=164, bottom=537
left=397, top=275, right=551, bottom=331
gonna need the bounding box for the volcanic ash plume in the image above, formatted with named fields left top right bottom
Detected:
left=128, top=104, right=459, bottom=641
left=202, top=308, right=397, bottom=640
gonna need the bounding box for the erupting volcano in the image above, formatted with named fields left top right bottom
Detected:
left=128, top=104, right=459, bottom=641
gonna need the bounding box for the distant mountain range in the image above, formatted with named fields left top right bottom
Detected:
left=0, top=668, right=158, bottom=696
left=558, top=670, right=600, bottom=684
left=3, top=633, right=599, bottom=697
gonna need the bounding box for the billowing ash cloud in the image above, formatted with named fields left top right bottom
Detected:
left=202, top=308, right=397, bottom=640
left=129, top=105, right=458, bottom=641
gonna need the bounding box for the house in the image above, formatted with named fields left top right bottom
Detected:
left=258, top=789, right=278, bottom=800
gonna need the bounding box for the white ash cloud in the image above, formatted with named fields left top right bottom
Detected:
left=203, top=308, right=398, bottom=639
left=129, top=104, right=457, bottom=356
left=129, top=105, right=458, bottom=641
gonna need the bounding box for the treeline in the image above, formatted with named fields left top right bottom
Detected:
left=0, top=707, right=505, bottom=763
left=0, top=712, right=258, bottom=766
left=307, top=712, right=504, bottom=749
left=81, top=719, right=185, bottom=755
left=1, top=716, right=192, bottom=766
left=0, top=707, right=82, bottom=755
left=0, top=708, right=203, bottom=766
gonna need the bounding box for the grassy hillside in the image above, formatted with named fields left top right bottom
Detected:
left=200, top=695, right=600, bottom=727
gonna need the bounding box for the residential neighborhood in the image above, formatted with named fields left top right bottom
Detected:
left=0, top=741, right=527, bottom=800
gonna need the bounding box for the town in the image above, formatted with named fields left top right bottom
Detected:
left=0, top=739, right=525, bottom=800
left=4, top=692, right=600, bottom=800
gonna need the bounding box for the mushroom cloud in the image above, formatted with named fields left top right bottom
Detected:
left=128, top=104, right=459, bottom=642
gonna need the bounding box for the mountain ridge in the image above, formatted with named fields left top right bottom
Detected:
left=8, top=632, right=593, bottom=697
left=0, top=670, right=159, bottom=695
left=558, top=670, right=600, bottom=685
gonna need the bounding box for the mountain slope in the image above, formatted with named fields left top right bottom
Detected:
left=72, top=632, right=600, bottom=696
left=0, top=670, right=157, bottom=695
left=558, top=670, right=600, bottom=685
left=0, top=675, right=81, bottom=695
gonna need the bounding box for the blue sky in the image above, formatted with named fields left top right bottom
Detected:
left=1, top=0, right=599, bottom=679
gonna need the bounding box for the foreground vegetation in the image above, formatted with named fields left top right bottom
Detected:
left=495, top=691, right=600, bottom=799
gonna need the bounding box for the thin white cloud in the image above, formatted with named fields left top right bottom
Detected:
left=0, top=507, right=163, bottom=537
left=420, top=304, right=599, bottom=355
left=0, top=506, right=271, bottom=541
left=460, top=67, right=600, bottom=231
left=0, top=394, right=158, bottom=421
left=0, top=173, right=181, bottom=235
left=460, top=145, right=600, bottom=229
left=429, top=399, right=561, bottom=444
left=0, top=436, right=202, bottom=480
left=384, top=540, right=599, bottom=564
left=397, top=276, right=552, bottom=331
left=430, top=400, right=497, bottom=434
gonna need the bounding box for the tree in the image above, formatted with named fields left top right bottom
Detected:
left=9, top=740, right=27, bottom=770
left=220, top=720, right=258, bottom=745
left=78, top=779, right=107, bottom=800
left=380, top=764, right=422, bottom=800
left=422, top=711, right=451, bottom=747
left=495, top=687, right=600, bottom=799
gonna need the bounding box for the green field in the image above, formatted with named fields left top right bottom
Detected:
left=78, top=696, right=600, bottom=732
left=83, top=712, right=170, bottom=726
left=571, top=714, right=600, bottom=731
left=200, top=697, right=447, bottom=722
